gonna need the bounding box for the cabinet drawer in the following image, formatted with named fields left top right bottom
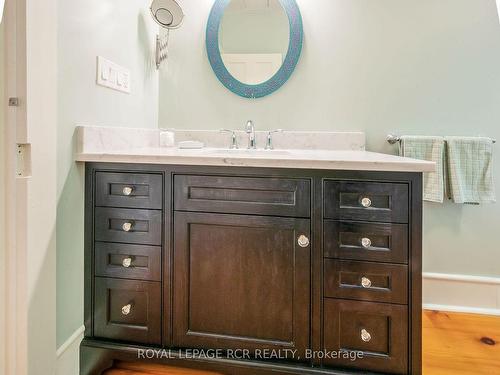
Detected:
left=324, top=299, right=408, bottom=374
left=94, top=278, right=161, bottom=345
left=174, top=175, right=311, bottom=217
left=324, top=180, right=409, bottom=223
left=324, top=221, right=408, bottom=264
left=95, top=208, right=162, bottom=246
left=95, top=242, right=161, bottom=281
left=96, top=172, right=163, bottom=209
left=324, top=260, right=408, bottom=304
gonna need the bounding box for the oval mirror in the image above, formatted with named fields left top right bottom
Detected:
left=206, top=0, right=303, bottom=99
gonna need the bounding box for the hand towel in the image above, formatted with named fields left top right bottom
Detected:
left=399, top=136, right=445, bottom=203
left=445, top=137, right=496, bottom=205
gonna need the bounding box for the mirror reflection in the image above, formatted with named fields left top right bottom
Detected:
left=219, top=0, right=290, bottom=85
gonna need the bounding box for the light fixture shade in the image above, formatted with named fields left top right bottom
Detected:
left=497, top=0, right=500, bottom=22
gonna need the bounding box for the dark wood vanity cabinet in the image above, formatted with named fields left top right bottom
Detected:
left=82, top=164, right=422, bottom=375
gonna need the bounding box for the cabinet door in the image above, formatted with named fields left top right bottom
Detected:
left=173, top=212, right=311, bottom=358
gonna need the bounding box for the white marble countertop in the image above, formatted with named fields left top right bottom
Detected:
left=76, top=147, right=435, bottom=172
left=75, top=126, right=435, bottom=172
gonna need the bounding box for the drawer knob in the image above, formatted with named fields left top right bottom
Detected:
left=361, top=329, right=372, bottom=342
left=360, top=197, right=372, bottom=208
left=297, top=235, right=310, bottom=248
left=361, top=277, right=372, bottom=288
left=121, top=304, right=132, bottom=316
left=122, top=257, right=133, bottom=268
left=361, top=237, right=372, bottom=248
left=122, top=222, right=133, bottom=232
left=122, top=186, right=134, bottom=196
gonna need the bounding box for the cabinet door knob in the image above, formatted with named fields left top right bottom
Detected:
left=360, top=197, right=372, bottom=208
left=361, top=329, right=372, bottom=342
left=297, top=235, right=310, bottom=248
left=361, top=237, right=372, bottom=248
left=122, top=257, right=132, bottom=268
left=122, top=186, right=134, bottom=196
left=361, top=277, right=372, bottom=288
left=121, top=304, right=132, bottom=316
left=122, top=222, right=133, bottom=232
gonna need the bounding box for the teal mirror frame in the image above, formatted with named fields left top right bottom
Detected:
left=206, top=0, right=303, bottom=99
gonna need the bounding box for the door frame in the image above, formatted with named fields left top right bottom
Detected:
left=2, top=1, right=25, bottom=372
left=2, top=0, right=57, bottom=374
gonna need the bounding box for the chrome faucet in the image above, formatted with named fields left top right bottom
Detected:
left=245, top=120, right=256, bottom=149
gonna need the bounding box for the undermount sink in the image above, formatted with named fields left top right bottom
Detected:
left=200, top=148, right=292, bottom=156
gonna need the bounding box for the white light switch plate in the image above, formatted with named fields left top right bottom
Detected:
left=96, top=56, right=131, bottom=94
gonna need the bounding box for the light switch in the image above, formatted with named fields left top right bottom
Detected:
left=117, top=73, right=125, bottom=87
left=123, top=74, right=130, bottom=89
left=101, top=67, right=110, bottom=81
left=96, top=56, right=131, bottom=94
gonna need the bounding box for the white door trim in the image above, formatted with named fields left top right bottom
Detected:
left=3, top=0, right=28, bottom=374
left=2, top=0, right=58, bottom=374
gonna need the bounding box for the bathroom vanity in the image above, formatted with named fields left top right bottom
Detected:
left=77, top=127, right=434, bottom=375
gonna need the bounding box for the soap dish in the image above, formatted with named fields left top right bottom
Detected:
left=178, top=141, right=205, bottom=149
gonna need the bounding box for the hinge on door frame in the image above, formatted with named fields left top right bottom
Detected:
left=8, top=97, right=19, bottom=106
left=16, top=144, right=32, bottom=177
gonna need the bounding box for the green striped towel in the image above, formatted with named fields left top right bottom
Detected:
left=445, top=137, right=496, bottom=205
left=399, top=136, right=445, bottom=203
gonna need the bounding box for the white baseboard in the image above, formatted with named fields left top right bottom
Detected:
left=423, top=272, right=500, bottom=316
left=56, top=325, right=85, bottom=375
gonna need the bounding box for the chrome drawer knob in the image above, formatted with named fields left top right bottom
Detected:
left=361, top=197, right=372, bottom=208
left=361, top=329, right=372, bottom=342
left=361, top=237, right=372, bottom=248
left=121, top=304, right=132, bottom=316
left=122, top=186, right=134, bottom=196
left=361, top=277, right=372, bottom=288
left=297, top=235, right=310, bottom=248
left=122, top=222, right=133, bottom=232
left=122, top=257, right=132, bottom=268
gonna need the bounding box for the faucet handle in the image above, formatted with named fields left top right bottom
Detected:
left=265, top=129, right=284, bottom=150
left=245, top=120, right=254, bottom=133
left=220, top=129, right=238, bottom=149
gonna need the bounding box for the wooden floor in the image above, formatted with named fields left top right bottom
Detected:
left=104, top=310, right=500, bottom=375
left=422, top=310, right=499, bottom=374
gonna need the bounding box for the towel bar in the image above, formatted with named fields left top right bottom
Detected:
left=386, top=134, right=496, bottom=145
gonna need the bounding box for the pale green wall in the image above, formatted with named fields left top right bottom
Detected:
left=159, top=0, right=500, bottom=277
left=57, top=0, right=159, bottom=347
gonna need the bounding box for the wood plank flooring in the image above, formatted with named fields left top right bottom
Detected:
left=422, top=310, right=500, bottom=374
left=103, top=310, right=500, bottom=375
